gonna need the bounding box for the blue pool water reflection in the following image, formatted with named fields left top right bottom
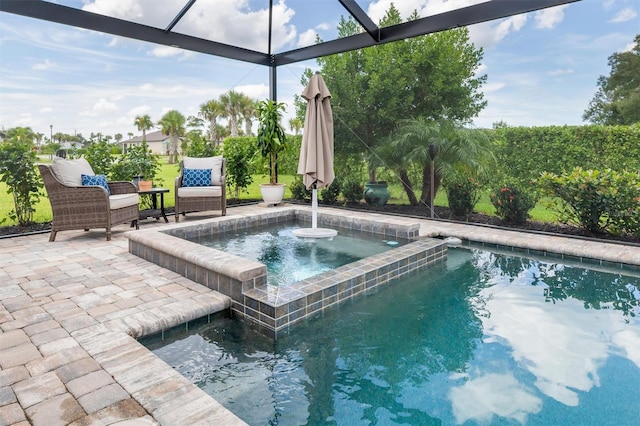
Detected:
left=142, top=248, right=640, bottom=425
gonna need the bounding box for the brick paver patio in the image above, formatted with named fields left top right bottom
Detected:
left=1, top=204, right=639, bottom=425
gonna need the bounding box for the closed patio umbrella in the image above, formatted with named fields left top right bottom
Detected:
left=294, top=73, right=337, bottom=238
left=298, top=73, right=334, bottom=190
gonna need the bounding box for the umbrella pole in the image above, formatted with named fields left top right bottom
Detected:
left=312, top=188, right=318, bottom=229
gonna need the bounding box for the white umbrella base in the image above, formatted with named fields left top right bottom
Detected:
left=292, top=228, right=338, bottom=240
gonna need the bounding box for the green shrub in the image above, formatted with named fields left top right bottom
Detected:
left=0, top=137, right=42, bottom=225
left=490, top=183, right=536, bottom=224
left=85, top=139, right=115, bottom=176
left=289, top=176, right=312, bottom=201
left=184, top=131, right=216, bottom=157
left=110, top=141, right=160, bottom=183
left=445, top=176, right=481, bottom=218
left=320, top=178, right=342, bottom=204
left=223, top=137, right=255, bottom=198
left=538, top=167, right=640, bottom=236
left=341, top=177, right=364, bottom=204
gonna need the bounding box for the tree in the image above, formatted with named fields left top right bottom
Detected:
left=220, top=90, right=244, bottom=137
left=385, top=117, right=493, bottom=205
left=114, top=133, right=123, bottom=144
left=310, top=5, right=486, bottom=182
left=289, top=117, right=303, bottom=135
left=583, top=34, right=640, bottom=125
left=198, top=99, right=225, bottom=146
left=158, top=110, right=185, bottom=164
left=239, top=95, right=257, bottom=136
left=134, top=114, right=154, bottom=142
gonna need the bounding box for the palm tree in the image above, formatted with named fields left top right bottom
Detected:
left=158, top=110, right=186, bottom=164
left=387, top=117, right=493, bottom=205
left=239, top=95, right=258, bottom=136
left=220, top=90, right=244, bottom=137
left=198, top=99, right=225, bottom=146
left=114, top=133, right=123, bottom=144
left=134, top=114, right=154, bottom=142
left=289, top=117, right=303, bottom=135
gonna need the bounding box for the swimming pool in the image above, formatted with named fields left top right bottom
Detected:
left=142, top=247, right=640, bottom=425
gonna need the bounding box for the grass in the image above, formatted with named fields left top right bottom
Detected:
left=0, top=156, right=559, bottom=226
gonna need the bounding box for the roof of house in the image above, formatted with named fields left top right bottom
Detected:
left=121, top=130, right=168, bottom=144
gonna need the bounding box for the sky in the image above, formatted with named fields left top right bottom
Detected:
left=0, top=0, right=638, bottom=141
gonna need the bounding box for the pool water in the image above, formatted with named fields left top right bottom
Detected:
left=142, top=248, right=640, bottom=425
left=187, top=221, right=408, bottom=286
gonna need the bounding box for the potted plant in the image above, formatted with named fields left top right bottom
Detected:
left=256, top=99, right=288, bottom=204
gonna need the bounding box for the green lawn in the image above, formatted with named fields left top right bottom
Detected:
left=1, top=156, right=559, bottom=226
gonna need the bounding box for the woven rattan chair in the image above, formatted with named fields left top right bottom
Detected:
left=39, top=163, right=139, bottom=242
left=174, top=157, right=226, bottom=222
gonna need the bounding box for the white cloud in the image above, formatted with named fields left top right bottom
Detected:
left=608, top=7, right=637, bottom=23
left=39, top=107, right=53, bottom=114
left=548, top=68, right=574, bottom=76
left=477, top=276, right=617, bottom=406
left=470, top=14, right=528, bottom=49
left=367, top=0, right=490, bottom=23
left=297, top=29, right=317, bottom=48
left=32, top=59, right=55, bottom=70
left=127, top=105, right=151, bottom=116
left=82, top=0, right=144, bottom=21
left=450, top=373, right=542, bottom=424
left=483, top=82, right=506, bottom=93
left=534, top=5, right=568, bottom=29
left=81, top=98, right=119, bottom=116
left=233, top=84, right=269, bottom=100
left=147, top=45, right=195, bottom=60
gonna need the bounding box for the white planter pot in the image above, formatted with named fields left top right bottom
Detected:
left=259, top=183, right=286, bottom=204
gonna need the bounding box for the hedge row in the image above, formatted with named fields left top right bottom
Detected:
left=491, top=125, right=640, bottom=184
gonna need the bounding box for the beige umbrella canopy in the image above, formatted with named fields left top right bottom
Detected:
left=298, top=73, right=334, bottom=190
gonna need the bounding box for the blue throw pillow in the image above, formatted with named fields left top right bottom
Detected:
left=183, top=168, right=212, bottom=187
left=81, top=174, right=110, bottom=195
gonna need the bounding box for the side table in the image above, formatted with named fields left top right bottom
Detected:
left=138, top=188, right=169, bottom=223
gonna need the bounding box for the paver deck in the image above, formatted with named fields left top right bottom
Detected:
left=1, top=204, right=639, bottom=425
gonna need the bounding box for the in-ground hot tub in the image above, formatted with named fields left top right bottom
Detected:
left=127, top=207, right=447, bottom=337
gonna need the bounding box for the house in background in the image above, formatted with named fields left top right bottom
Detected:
left=120, top=130, right=173, bottom=155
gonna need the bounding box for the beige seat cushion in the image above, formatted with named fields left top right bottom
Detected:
left=183, top=156, right=223, bottom=185
left=51, top=157, right=94, bottom=186
left=177, top=186, right=222, bottom=198
left=109, top=193, right=139, bottom=210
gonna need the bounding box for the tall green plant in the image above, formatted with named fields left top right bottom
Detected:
left=0, top=136, right=42, bottom=225
left=256, top=99, right=287, bottom=185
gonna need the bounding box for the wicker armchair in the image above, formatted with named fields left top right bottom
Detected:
left=39, top=163, right=139, bottom=242
left=174, top=156, right=226, bottom=222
